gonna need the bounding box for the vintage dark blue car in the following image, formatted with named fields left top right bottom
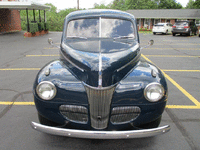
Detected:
left=31, top=9, right=170, bottom=139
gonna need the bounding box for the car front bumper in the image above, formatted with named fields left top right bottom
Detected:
left=152, top=29, right=166, bottom=33
left=31, top=121, right=170, bottom=139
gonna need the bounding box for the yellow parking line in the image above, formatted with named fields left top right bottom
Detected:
left=163, top=40, right=187, bottom=41
left=141, top=54, right=200, bottom=107
left=163, top=72, right=200, bottom=106
left=0, top=102, right=35, bottom=105
left=162, top=70, right=200, bottom=72
left=146, top=48, right=200, bottom=50
left=154, top=44, right=200, bottom=45
left=26, top=55, right=59, bottom=57
left=0, top=68, right=40, bottom=71
left=166, top=105, right=200, bottom=109
left=43, top=48, right=59, bottom=49
left=145, top=55, right=200, bottom=58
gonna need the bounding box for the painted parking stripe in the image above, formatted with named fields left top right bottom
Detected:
left=162, top=70, right=200, bottom=72
left=141, top=54, right=200, bottom=108
left=0, top=102, right=35, bottom=105
left=43, top=47, right=59, bottom=49
left=146, top=48, right=200, bottom=50
left=153, top=43, right=200, bottom=45
left=145, top=55, right=200, bottom=58
left=26, top=55, right=59, bottom=57
left=166, top=105, right=200, bottom=109
left=163, top=40, right=188, bottom=41
left=0, top=68, right=40, bottom=70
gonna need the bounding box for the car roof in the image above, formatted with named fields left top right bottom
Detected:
left=65, top=9, right=135, bottom=21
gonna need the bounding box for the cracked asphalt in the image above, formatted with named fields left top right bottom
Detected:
left=0, top=31, right=199, bottom=150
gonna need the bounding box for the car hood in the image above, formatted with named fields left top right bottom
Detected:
left=60, top=39, right=140, bottom=87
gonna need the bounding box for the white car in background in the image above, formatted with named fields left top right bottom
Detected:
left=152, top=23, right=173, bottom=35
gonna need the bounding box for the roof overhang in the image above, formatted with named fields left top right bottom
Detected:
left=126, top=9, right=200, bottom=20
left=0, top=2, right=50, bottom=10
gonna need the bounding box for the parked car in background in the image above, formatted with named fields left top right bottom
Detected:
left=172, top=21, right=198, bottom=36
left=31, top=9, right=170, bottom=139
left=152, top=23, right=172, bottom=35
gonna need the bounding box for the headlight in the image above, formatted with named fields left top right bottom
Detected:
left=36, top=81, right=57, bottom=100
left=144, top=82, right=164, bottom=102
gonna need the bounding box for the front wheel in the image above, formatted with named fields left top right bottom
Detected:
left=172, top=33, right=176, bottom=36
left=138, top=116, right=162, bottom=129
left=153, top=32, right=156, bottom=35
left=194, top=31, right=197, bottom=36
left=188, top=30, right=192, bottom=36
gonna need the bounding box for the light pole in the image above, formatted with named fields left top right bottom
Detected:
left=77, top=0, right=79, bottom=10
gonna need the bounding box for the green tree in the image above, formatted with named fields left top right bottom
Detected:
left=158, top=0, right=182, bottom=9
left=111, top=0, right=127, bottom=10
left=125, top=0, right=158, bottom=9
left=186, top=0, right=195, bottom=9
left=193, top=0, right=200, bottom=8
left=93, top=3, right=111, bottom=9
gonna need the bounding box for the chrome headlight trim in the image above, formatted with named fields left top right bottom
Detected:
left=36, top=81, right=57, bottom=100
left=144, top=82, right=165, bottom=102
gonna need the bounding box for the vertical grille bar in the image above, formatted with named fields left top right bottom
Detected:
left=84, top=84, right=116, bottom=129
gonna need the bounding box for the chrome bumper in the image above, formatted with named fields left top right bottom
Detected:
left=31, top=122, right=170, bottom=139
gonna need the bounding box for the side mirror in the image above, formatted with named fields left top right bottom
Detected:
left=48, top=38, right=53, bottom=45
left=148, top=40, right=154, bottom=46
left=47, top=38, right=60, bottom=49
left=141, top=40, right=154, bottom=50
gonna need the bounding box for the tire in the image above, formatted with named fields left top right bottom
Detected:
left=153, top=32, right=156, bottom=35
left=172, top=33, right=176, bottom=36
left=188, top=30, right=192, bottom=36
left=38, top=113, right=60, bottom=126
left=138, top=116, right=162, bottom=129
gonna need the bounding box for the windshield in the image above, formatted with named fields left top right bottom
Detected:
left=174, top=22, right=188, bottom=26
left=155, top=24, right=164, bottom=27
left=66, top=18, right=135, bottom=39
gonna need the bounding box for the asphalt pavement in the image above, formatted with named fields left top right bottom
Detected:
left=0, top=31, right=199, bottom=150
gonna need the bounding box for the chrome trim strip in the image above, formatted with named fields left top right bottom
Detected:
left=31, top=122, right=171, bottom=139
left=98, top=17, right=102, bottom=88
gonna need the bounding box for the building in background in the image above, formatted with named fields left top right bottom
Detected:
left=127, top=9, right=200, bottom=30
left=0, top=0, right=50, bottom=34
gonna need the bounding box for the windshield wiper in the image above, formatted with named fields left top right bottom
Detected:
left=66, top=36, right=88, bottom=40
left=113, top=36, right=134, bottom=40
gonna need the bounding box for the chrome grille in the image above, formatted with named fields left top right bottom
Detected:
left=111, top=106, right=141, bottom=124
left=84, top=84, right=116, bottom=129
left=59, top=105, right=88, bottom=123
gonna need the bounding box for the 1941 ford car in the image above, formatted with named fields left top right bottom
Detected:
left=31, top=9, right=170, bottom=139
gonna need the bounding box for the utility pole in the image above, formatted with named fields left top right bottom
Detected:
left=77, top=0, right=79, bottom=10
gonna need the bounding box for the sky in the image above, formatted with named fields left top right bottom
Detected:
left=38, top=0, right=190, bottom=10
